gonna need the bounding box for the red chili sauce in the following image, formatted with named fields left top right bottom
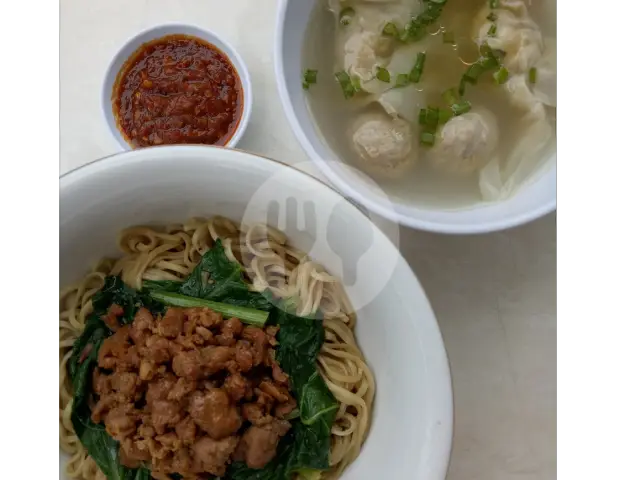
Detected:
left=113, top=34, right=242, bottom=147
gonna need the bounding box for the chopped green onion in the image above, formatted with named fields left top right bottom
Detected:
left=149, top=291, right=270, bottom=327
left=351, top=75, right=362, bottom=92
left=479, top=55, right=500, bottom=70
left=420, top=132, right=436, bottom=146
left=400, top=17, right=425, bottom=42
left=409, top=52, right=426, bottom=83
left=438, top=108, right=453, bottom=123
left=486, top=12, right=498, bottom=21
left=458, top=78, right=467, bottom=96
left=303, top=69, right=318, bottom=85
left=383, top=22, right=399, bottom=37
left=529, top=67, right=537, bottom=84
left=442, top=31, right=455, bottom=44
left=419, top=108, right=428, bottom=125
left=489, top=0, right=499, bottom=8
left=335, top=70, right=355, bottom=98
left=487, top=24, right=497, bottom=37
left=493, top=66, right=509, bottom=84
left=395, top=73, right=410, bottom=87
left=376, top=66, right=391, bottom=83
left=479, top=42, right=493, bottom=57
left=425, top=106, right=439, bottom=133
left=339, top=6, right=355, bottom=25
left=442, top=87, right=458, bottom=106
left=451, top=100, right=472, bottom=116
left=402, top=0, right=448, bottom=43
left=463, top=62, right=485, bottom=85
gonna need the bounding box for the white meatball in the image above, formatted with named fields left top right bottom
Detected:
left=350, top=113, right=417, bottom=179
left=428, top=107, right=499, bottom=174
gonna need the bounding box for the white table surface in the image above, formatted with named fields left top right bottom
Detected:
left=60, top=1, right=557, bottom=478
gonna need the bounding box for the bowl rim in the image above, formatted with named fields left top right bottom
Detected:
left=100, top=23, right=253, bottom=151
left=60, top=145, right=454, bottom=479
left=273, top=0, right=556, bottom=235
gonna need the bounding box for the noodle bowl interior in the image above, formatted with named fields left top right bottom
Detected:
left=59, top=216, right=374, bottom=480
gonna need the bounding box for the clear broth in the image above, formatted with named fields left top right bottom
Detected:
left=303, top=0, right=557, bottom=210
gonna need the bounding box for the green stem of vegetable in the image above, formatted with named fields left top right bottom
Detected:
left=149, top=291, right=270, bottom=327
left=284, top=408, right=301, bottom=420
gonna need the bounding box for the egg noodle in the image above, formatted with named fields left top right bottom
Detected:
left=59, top=216, right=375, bottom=480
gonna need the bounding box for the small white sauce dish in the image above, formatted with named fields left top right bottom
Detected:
left=102, top=23, right=253, bottom=150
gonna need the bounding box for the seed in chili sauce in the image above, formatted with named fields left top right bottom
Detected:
left=112, top=34, right=243, bottom=148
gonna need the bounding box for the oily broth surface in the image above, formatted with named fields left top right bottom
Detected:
left=303, top=0, right=557, bottom=210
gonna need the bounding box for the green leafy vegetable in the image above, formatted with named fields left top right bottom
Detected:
left=69, top=279, right=153, bottom=480
left=152, top=243, right=336, bottom=478
left=73, top=240, right=337, bottom=480
left=176, top=240, right=272, bottom=310
left=149, top=291, right=270, bottom=327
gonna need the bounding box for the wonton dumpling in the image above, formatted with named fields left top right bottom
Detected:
left=473, top=0, right=544, bottom=74
left=350, top=112, right=417, bottom=178
left=428, top=107, right=499, bottom=174
left=504, top=73, right=547, bottom=121
left=479, top=75, right=554, bottom=200
left=532, top=38, right=557, bottom=108
left=343, top=31, right=392, bottom=82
